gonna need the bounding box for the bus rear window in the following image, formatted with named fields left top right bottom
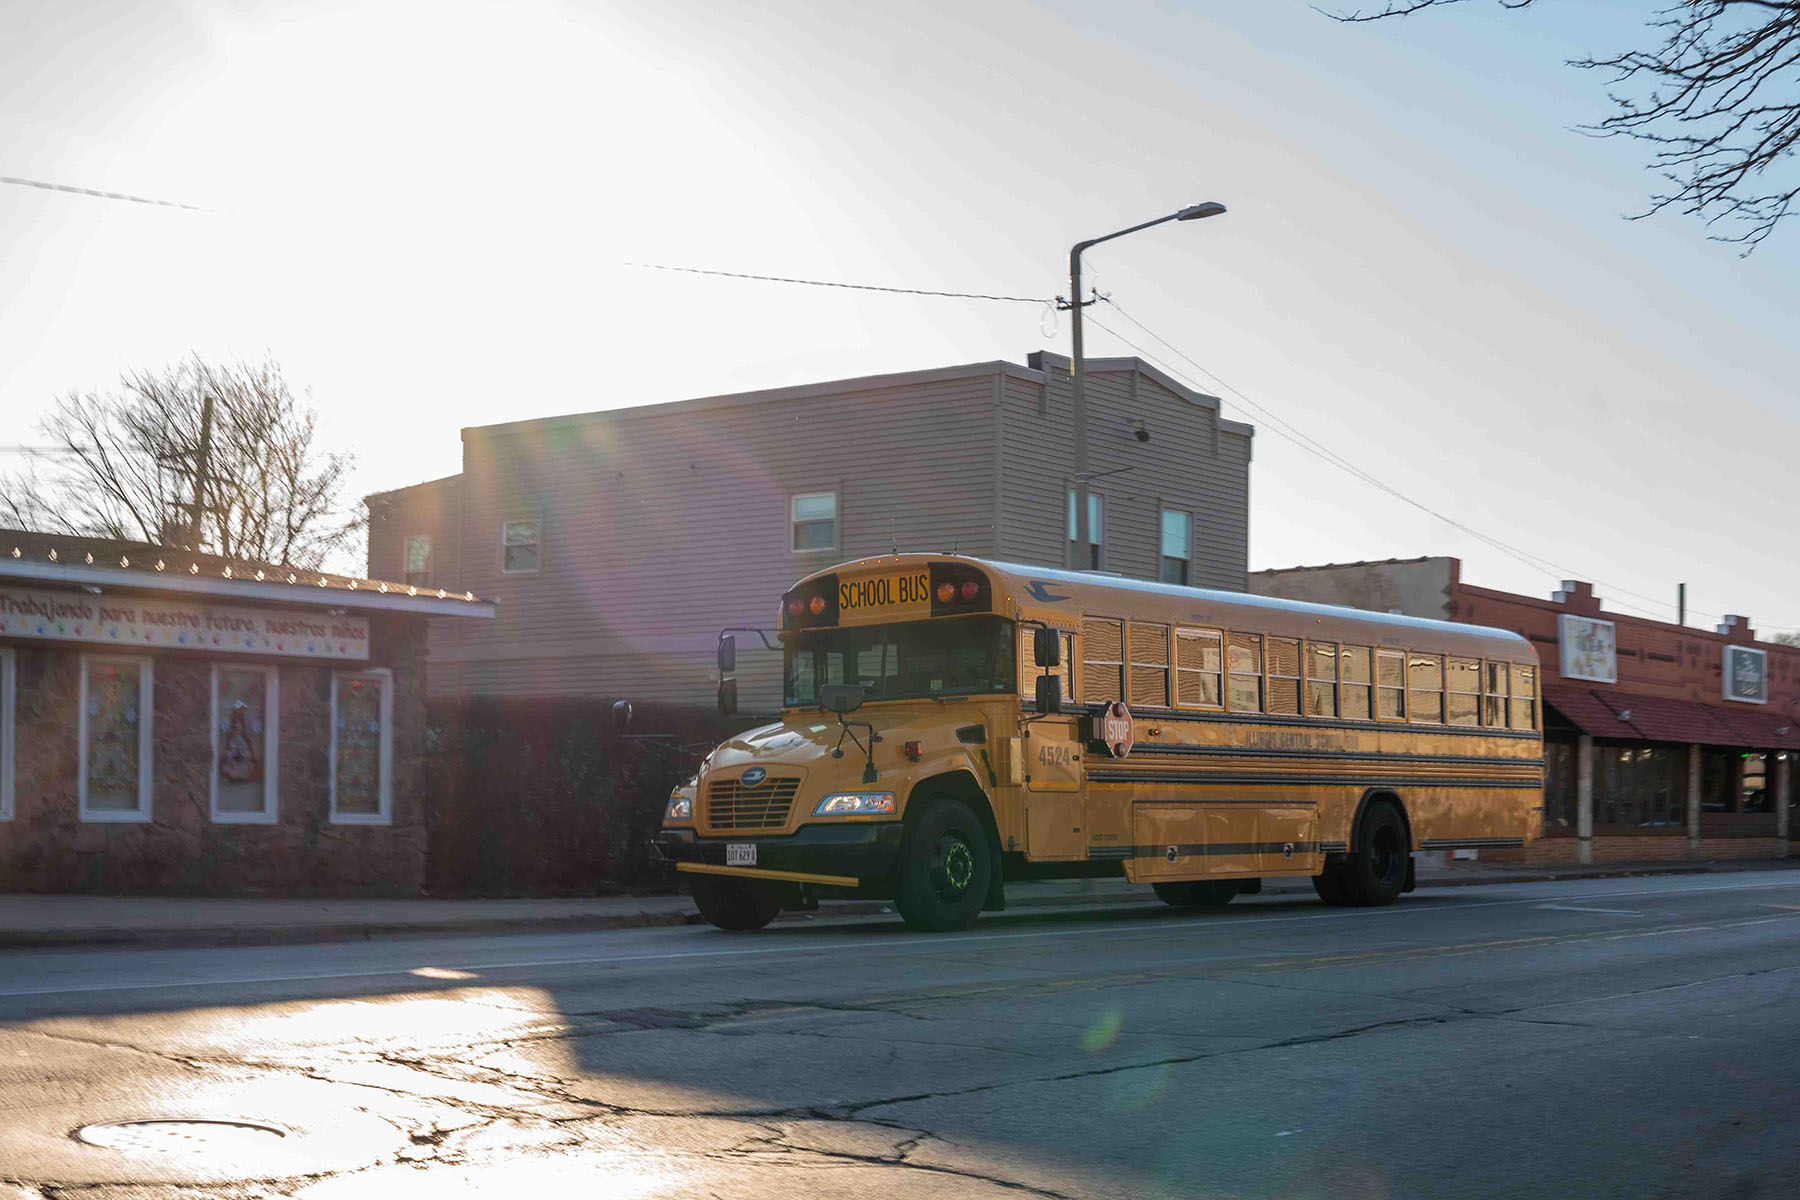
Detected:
left=784, top=616, right=1015, bottom=706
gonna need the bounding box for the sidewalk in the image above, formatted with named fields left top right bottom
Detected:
left=3, top=856, right=1795, bottom=950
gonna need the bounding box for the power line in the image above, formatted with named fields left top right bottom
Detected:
left=1, top=175, right=208, bottom=212
left=625, top=261, right=1050, bottom=304
left=1082, top=304, right=1725, bottom=627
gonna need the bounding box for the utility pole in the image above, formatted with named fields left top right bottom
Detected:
left=1063, top=202, right=1226, bottom=570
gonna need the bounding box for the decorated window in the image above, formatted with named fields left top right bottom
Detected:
left=501, top=517, right=541, bottom=574
left=0, top=648, right=13, bottom=821
left=331, top=669, right=392, bottom=824
left=212, top=665, right=278, bottom=823
left=79, top=655, right=153, bottom=822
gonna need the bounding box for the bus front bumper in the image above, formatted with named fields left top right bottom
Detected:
left=652, top=822, right=904, bottom=889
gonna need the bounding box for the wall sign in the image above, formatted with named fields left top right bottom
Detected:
left=1723, top=645, right=1767, bottom=704
left=0, top=585, right=369, bottom=660
left=1558, top=614, right=1617, bottom=684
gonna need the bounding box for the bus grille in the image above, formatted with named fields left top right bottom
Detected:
left=706, top=776, right=801, bottom=831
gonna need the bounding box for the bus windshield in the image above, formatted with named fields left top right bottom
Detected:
left=784, top=616, right=1016, bottom=706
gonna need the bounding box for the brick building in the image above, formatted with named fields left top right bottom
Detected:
left=0, top=529, right=493, bottom=894
left=1251, top=557, right=1794, bottom=863
left=366, top=350, right=1254, bottom=712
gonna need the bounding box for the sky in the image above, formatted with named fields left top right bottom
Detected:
left=2, top=0, right=1797, bottom=633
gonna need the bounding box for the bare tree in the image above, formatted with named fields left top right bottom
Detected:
left=0, top=357, right=360, bottom=570
left=1329, top=1, right=1800, bottom=250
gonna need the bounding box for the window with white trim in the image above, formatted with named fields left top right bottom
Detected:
left=501, top=518, right=540, bottom=574
left=0, top=649, right=14, bottom=821
left=331, top=669, right=392, bottom=824
left=80, top=655, right=153, bottom=822
left=1159, top=509, right=1191, bottom=585
left=790, top=492, right=838, bottom=552
left=212, top=664, right=278, bottom=823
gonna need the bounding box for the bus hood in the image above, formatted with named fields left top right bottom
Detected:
left=706, top=705, right=984, bottom=774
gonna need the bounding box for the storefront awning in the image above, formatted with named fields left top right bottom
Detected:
left=1544, top=685, right=1800, bottom=749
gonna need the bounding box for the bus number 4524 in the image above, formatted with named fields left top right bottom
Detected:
left=1037, top=743, right=1072, bottom=768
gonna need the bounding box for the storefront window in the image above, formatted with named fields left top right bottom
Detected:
left=1740, top=753, right=1769, bottom=813
left=213, top=666, right=278, bottom=823
left=331, top=670, right=392, bottom=824
left=1701, top=748, right=1738, bottom=813
left=1543, top=740, right=1576, bottom=830
left=80, top=656, right=153, bottom=821
left=1596, top=745, right=1684, bottom=828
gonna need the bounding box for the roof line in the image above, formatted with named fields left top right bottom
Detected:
left=0, top=559, right=495, bottom=617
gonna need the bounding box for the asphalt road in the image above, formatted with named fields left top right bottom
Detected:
left=3, top=871, right=1798, bottom=1199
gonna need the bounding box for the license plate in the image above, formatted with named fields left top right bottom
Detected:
left=726, top=843, right=756, bottom=867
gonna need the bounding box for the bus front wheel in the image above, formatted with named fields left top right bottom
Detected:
left=691, top=875, right=783, bottom=931
left=1152, top=880, right=1239, bottom=909
left=892, top=798, right=994, bottom=932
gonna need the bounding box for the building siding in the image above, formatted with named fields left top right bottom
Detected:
left=370, top=352, right=1255, bottom=711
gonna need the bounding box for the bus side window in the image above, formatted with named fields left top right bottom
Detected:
left=1510, top=664, right=1538, bottom=730
left=1484, top=661, right=1510, bottom=727
left=1306, top=641, right=1338, bottom=718
left=1340, top=646, right=1372, bottom=719
left=1266, top=637, right=1301, bottom=715
left=1082, top=618, right=1124, bottom=704
left=1409, top=652, right=1444, bottom=723
left=1175, top=628, right=1224, bottom=708
left=1447, top=657, right=1481, bottom=726
left=1376, top=649, right=1407, bottom=720
left=1228, top=633, right=1263, bottom=713
left=1128, top=623, right=1170, bottom=708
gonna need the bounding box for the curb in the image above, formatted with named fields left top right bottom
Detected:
left=4, top=859, right=1793, bottom=951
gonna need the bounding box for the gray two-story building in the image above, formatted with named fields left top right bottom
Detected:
left=367, top=349, right=1254, bottom=711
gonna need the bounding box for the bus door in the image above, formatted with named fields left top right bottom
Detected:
left=1019, top=716, right=1086, bottom=859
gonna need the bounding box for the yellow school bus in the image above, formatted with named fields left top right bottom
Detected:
left=650, top=554, right=1542, bottom=932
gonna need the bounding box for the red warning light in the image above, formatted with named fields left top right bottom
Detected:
left=960, top=580, right=980, bottom=601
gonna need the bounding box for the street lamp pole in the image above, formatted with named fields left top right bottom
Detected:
left=1066, top=202, right=1226, bottom=569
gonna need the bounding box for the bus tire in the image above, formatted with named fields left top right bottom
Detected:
left=893, top=797, right=994, bottom=932
left=1343, top=801, right=1410, bottom=907
left=1152, top=880, right=1239, bottom=909
left=1311, top=869, right=1352, bottom=906
left=690, top=875, right=783, bottom=931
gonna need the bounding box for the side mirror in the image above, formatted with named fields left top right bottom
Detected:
left=611, top=700, right=634, bottom=732
left=818, top=682, right=865, bottom=715
left=717, top=677, right=738, bottom=716
left=1033, top=626, right=1062, bottom=668
left=1034, top=674, right=1063, bottom=713
left=716, top=633, right=737, bottom=675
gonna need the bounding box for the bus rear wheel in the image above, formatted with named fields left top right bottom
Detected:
left=691, top=874, right=783, bottom=931
left=892, top=798, right=994, bottom=933
left=1153, top=880, right=1240, bottom=909
left=1337, top=801, right=1410, bottom=907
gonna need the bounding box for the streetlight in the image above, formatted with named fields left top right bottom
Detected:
left=1067, top=202, right=1226, bottom=569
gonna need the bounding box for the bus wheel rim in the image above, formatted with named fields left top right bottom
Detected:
left=1372, top=826, right=1403, bottom=884
left=933, top=835, right=975, bottom=899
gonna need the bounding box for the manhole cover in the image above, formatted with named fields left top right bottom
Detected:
left=75, top=1120, right=289, bottom=1157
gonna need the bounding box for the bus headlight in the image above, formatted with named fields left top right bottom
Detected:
left=813, top=792, right=897, bottom=816
left=666, top=792, right=694, bottom=822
